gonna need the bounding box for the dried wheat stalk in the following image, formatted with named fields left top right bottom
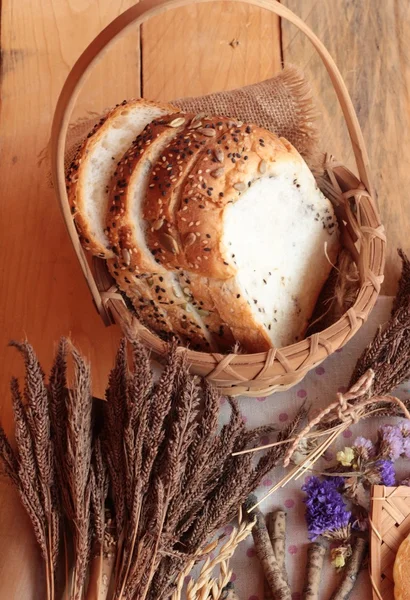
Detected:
left=171, top=510, right=254, bottom=600
left=0, top=342, right=61, bottom=600
left=0, top=337, right=307, bottom=600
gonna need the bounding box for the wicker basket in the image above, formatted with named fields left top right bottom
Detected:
left=370, top=485, right=410, bottom=600
left=50, top=0, right=386, bottom=397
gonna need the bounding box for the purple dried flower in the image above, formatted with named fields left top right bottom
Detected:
left=378, top=424, right=403, bottom=460
left=302, top=476, right=351, bottom=541
left=353, top=436, right=375, bottom=460
left=403, top=438, right=410, bottom=459
left=399, top=420, right=410, bottom=438
left=374, top=460, right=396, bottom=486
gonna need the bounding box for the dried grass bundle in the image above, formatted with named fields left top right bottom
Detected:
left=0, top=337, right=305, bottom=600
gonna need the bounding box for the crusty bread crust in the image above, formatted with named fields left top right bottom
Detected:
left=394, top=531, right=410, bottom=600
left=176, top=127, right=290, bottom=279
left=67, top=98, right=177, bottom=259
left=176, top=271, right=236, bottom=352
left=107, top=259, right=214, bottom=351
left=106, top=113, right=186, bottom=273
left=107, top=258, right=175, bottom=339
left=144, top=115, right=240, bottom=272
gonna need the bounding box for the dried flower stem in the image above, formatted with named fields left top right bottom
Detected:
left=302, top=542, right=326, bottom=600
left=183, top=513, right=254, bottom=600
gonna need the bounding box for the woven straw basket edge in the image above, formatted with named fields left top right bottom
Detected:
left=51, top=0, right=386, bottom=397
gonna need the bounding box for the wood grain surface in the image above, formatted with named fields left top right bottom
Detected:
left=141, top=1, right=281, bottom=100
left=282, top=0, right=410, bottom=294
left=0, top=0, right=409, bottom=596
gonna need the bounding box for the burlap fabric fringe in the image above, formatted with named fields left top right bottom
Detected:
left=45, top=65, right=322, bottom=186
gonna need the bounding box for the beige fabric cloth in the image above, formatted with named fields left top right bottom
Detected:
left=56, top=65, right=321, bottom=182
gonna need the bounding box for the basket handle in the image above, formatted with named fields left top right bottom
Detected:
left=51, top=0, right=374, bottom=324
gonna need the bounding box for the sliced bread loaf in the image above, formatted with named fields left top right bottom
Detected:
left=175, top=128, right=340, bottom=350
left=67, top=99, right=176, bottom=258
left=105, top=113, right=216, bottom=350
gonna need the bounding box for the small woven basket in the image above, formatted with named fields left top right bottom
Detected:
left=51, top=0, right=386, bottom=397
left=370, top=485, right=410, bottom=600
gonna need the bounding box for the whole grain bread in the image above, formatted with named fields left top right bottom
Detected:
left=68, top=104, right=340, bottom=353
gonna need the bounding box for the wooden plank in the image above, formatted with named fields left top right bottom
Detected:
left=141, top=1, right=282, bottom=101
left=0, top=3, right=142, bottom=592
left=0, top=0, right=142, bottom=427
left=281, top=0, right=410, bottom=295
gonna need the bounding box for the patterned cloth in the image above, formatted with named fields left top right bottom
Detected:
left=195, top=297, right=410, bottom=600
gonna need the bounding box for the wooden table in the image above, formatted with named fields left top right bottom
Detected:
left=0, top=1, right=409, bottom=596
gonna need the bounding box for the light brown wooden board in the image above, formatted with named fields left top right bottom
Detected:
left=141, top=1, right=281, bottom=100
left=0, top=0, right=141, bottom=426
left=282, top=0, right=410, bottom=295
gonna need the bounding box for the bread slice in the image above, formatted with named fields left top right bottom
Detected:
left=105, top=113, right=216, bottom=351
left=144, top=115, right=238, bottom=272
left=107, top=258, right=175, bottom=340
left=67, top=99, right=176, bottom=258
left=173, top=126, right=340, bottom=350
left=107, top=259, right=215, bottom=350
left=142, top=115, right=240, bottom=349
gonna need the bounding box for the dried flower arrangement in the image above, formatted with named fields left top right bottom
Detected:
left=1, top=250, right=410, bottom=599
left=0, top=338, right=306, bottom=600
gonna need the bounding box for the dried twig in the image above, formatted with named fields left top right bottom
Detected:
left=330, top=537, right=367, bottom=600
left=302, top=542, right=326, bottom=600
left=267, top=510, right=288, bottom=583
left=244, top=495, right=291, bottom=600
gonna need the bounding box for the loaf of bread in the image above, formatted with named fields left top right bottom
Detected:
left=394, top=531, right=410, bottom=599
left=68, top=100, right=340, bottom=353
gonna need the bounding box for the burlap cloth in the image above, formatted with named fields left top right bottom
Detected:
left=54, top=65, right=323, bottom=182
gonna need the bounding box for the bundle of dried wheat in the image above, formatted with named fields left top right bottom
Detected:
left=0, top=338, right=306, bottom=600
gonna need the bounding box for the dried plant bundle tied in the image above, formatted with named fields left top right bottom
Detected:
left=0, top=337, right=306, bottom=599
